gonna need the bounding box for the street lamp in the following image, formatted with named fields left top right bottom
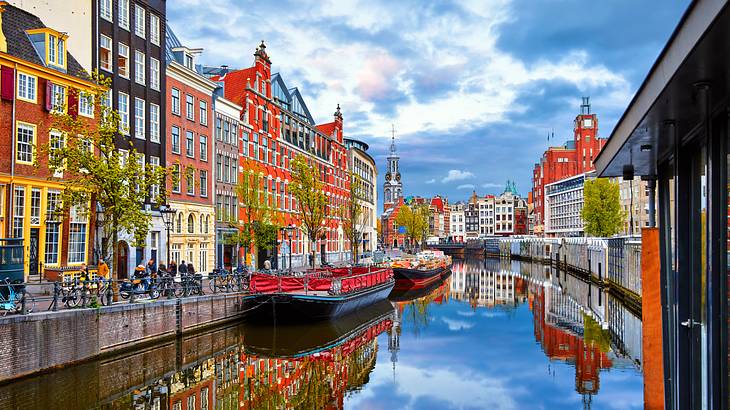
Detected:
left=159, top=204, right=176, bottom=268
left=285, top=224, right=295, bottom=275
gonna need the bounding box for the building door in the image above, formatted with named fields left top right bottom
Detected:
left=28, top=228, right=39, bottom=277
left=117, top=241, right=129, bottom=279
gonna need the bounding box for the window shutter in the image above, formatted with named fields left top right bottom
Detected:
left=68, top=90, right=78, bottom=118
left=0, top=66, right=14, bottom=101
left=44, top=80, right=52, bottom=111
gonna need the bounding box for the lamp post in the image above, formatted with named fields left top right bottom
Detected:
left=159, top=204, right=176, bottom=267
left=285, top=224, right=295, bottom=275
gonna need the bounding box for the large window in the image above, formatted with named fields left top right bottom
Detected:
left=49, top=130, right=64, bottom=177
left=171, top=88, right=180, bottom=115
left=44, top=221, right=60, bottom=266
left=200, top=170, right=208, bottom=197
left=172, top=164, right=180, bottom=193
left=186, top=169, right=195, bottom=195
left=150, top=103, right=160, bottom=143
left=134, top=5, right=145, bottom=38
left=187, top=214, right=194, bottom=233
left=17, top=72, right=37, bottom=102
left=186, top=95, right=194, bottom=120
left=149, top=156, right=160, bottom=200
left=171, top=126, right=180, bottom=153
left=134, top=98, right=145, bottom=139
left=16, top=123, right=35, bottom=164
left=150, top=58, right=160, bottom=90
left=30, top=188, right=41, bottom=226
left=50, top=84, right=66, bottom=112
left=199, top=135, right=207, bottom=161
left=186, top=131, right=194, bottom=157
left=216, top=155, right=222, bottom=182
left=79, top=92, right=93, bottom=117
left=118, top=92, right=129, bottom=134
left=12, top=187, right=24, bottom=239
left=118, top=43, right=129, bottom=78
left=118, top=0, right=129, bottom=29
left=150, top=14, right=160, bottom=45
left=68, top=222, right=87, bottom=264
left=134, top=50, right=145, bottom=85
left=199, top=243, right=208, bottom=272
left=100, top=0, right=112, bottom=21
left=199, top=101, right=208, bottom=125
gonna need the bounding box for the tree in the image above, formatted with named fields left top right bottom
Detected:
left=338, top=172, right=363, bottom=264
left=234, top=158, right=281, bottom=268
left=395, top=204, right=430, bottom=251
left=289, top=155, right=328, bottom=268
left=41, top=72, right=170, bottom=278
left=581, top=178, right=624, bottom=237
left=376, top=218, right=382, bottom=248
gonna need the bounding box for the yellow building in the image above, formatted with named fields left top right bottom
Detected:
left=169, top=203, right=215, bottom=273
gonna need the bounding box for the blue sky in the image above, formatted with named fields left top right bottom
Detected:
left=169, top=0, right=690, bottom=211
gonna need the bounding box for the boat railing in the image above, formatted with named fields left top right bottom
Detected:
left=329, top=267, right=393, bottom=295
left=249, top=267, right=393, bottom=295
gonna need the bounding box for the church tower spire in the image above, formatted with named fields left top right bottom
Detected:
left=383, top=124, right=403, bottom=210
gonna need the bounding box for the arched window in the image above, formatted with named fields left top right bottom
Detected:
left=176, top=213, right=182, bottom=233
left=199, top=214, right=204, bottom=233
left=205, top=215, right=210, bottom=234
left=187, top=214, right=194, bottom=233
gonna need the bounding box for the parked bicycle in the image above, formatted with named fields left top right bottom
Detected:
left=178, top=274, right=204, bottom=297
left=120, top=277, right=160, bottom=300
left=0, top=278, right=34, bottom=315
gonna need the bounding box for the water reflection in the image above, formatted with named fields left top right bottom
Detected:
left=0, top=258, right=644, bottom=409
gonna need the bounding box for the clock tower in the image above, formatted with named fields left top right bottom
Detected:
left=383, top=126, right=402, bottom=211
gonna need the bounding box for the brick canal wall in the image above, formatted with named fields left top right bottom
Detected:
left=0, top=293, right=245, bottom=383
left=0, top=324, right=243, bottom=408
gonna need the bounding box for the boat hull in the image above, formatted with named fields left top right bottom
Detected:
left=393, top=266, right=451, bottom=289
left=389, top=269, right=452, bottom=302
left=242, top=279, right=395, bottom=323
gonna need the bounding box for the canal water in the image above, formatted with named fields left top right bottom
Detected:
left=0, top=258, right=644, bottom=409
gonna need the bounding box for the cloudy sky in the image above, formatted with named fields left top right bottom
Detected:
left=169, top=0, right=689, bottom=212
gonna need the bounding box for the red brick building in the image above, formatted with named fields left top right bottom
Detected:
left=0, top=4, right=97, bottom=280
left=531, top=97, right=606, bottom=234
left=210, top=42, right=350, bottom=268
left=165, top=28, right=217, bottom=273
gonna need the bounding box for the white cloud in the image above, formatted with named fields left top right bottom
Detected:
left=457, top=184, right=475, bottom=190
left=482, top=182, right=502, bottom=188
left=442, top=169, right=475, bottom=183
left=425, top=178, right=436, bottom=184
left=441, top=317, right=475, bottom=331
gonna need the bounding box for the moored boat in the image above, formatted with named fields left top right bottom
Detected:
left=242, top=266, right=394, bottom=323
left=391, top=250, right=452, bottom=289
left=389, top=269, right=452, bottom=301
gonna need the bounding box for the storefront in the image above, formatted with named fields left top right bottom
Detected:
left=594, top=2, right=730, bottom=407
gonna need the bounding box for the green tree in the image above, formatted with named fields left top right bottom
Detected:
left=41, top=73, right=169, bottom=278
left=290, top=155, right=328, bottom=268
left=233, top=159, right=280, bottom=268
left=581, top=178, right=625, bottom=237
left=338, top=172, right=364, bottom=263
left=395, top=204, right=430, bottom=251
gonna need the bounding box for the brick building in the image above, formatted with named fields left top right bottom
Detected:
left=209, top=42, right=350, bottom=268
left=164, top=27, right=216, bottom=273
left=0, top=4, right=97, bottom=280
left=531, top=97, right=605, bottom=234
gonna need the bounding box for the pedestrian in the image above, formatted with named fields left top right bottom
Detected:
left=187, top=262, right=195, bottom=275
left=169, top=260, right=177, bottom=276
left=179, top=260, right=188, bottom=276
left=146, top=258, right=156, bottom=277
left=79, top=263, right=90, bottom=281
left=97, top=259, right=110, bottom=280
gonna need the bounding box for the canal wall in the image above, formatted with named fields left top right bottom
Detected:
left=0, top=293, right=245, bottom=383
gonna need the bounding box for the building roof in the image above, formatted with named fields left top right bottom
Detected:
left=316, top=121, right=336, bottom=137
left=216, top=67, right=257, bottom=106
left=1, top=4, right=86, bottom=79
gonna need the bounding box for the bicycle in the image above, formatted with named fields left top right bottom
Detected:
left=0, top=278, right=35, bottom=315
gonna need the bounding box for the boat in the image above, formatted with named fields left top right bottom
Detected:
left=241, top=266, right=394, bottom=323
left=389, top=269, right=452, bottom=302
left=242, top=299, right=395, bottom=358
left=391, top=250, right=452, bottom=289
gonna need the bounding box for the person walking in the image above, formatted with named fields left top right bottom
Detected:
left=187, top=262, right=195, bottom=275
left=179, top=260, right=188, bottom=276
left=169, top=260, right=178, bottom=277
left=145, top=258, right=156, bottom=277
left=97, top=259, right=110, bottom=280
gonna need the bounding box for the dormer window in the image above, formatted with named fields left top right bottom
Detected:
left=27, top=29, right=68, bottom=70
left=184, top=54, right=193, bottom=70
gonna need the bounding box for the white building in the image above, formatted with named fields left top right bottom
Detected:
left=449, top=202, right=466, bottom=242
left=345, top=138, right=378, bottom=259
left=477, top=196, right=495, bottom=236
left=544, top=172, right=594, bottom=237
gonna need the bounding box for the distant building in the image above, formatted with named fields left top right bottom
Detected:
left=345, top=137, right=378, bottom=257
left=531, top=98, right=606, bottom=234
left=428, top=195, right=449, bottom=240
left=382, top=132, right=402, bottom=211
left=611, top=177, right=658, bottom=236
left=449, top=202, right=465, bottom=242
left=465, top=192, right=480, bottom=239
left=381, top=197, right=406, bottom=249
left=544, top=172, right=594, bottom=237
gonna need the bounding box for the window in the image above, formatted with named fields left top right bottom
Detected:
left=199, top=243, right=208, bottom=272
left=184, top=54, right=193, bottom=70
left=13, top=187, right=24, bottom=238
left=49, top=130, right=64, bottom=176
left=171, top=126, right=180, bottom=153
left=187, top=214, right=194, bottom=233
left=216, top=155, right=222, bottom=182
left=199, top=136, right=207, bottom=161
left=150, top=103, right=160, bottom=143
left=134, top=98, right=145, bottom=139
left=186, top=131, right=194, bottom=157
left=186, top=169, right=194, bottom=195
left=16, top=122, right=35, bottom=164
left=186, top=95, right=194, bottom=120
left=17, top=72, right=37, bottom=102
left=45, top=213, right=60, bottom=266
left=150, top=58, right=160, bottom=90
left=100, top=0, right=112, bottom=21
left=199, top=101, right=207, bottom=125
left=149, top=156, right=160, bottom=200
left=216, top=118, right=222, bottom=140
left=171, top=88, right=180, bottom=115
left=134, top=50, right=145, bottom=85
left=150, top=14, right=160, bottom=45
left=118, top=92, right=129, bottom=134
left=223, top=120, right=229, bottom=144
left=199, top=214, right=204, bottom=233
left=118, top=43, right=129, bottom=78
left=118, top=0, right=129, bottom=29
left=50, top=84, right=66, bottom=112
left=172, top=164, right=180, bottom=192
left=171, top=243, right=181, bottom=263
left=200, top=170, right=208, bottom=197
left=134, top=5, right=145, bottom=38
left=79, top=92, right=93, bottom=117
left=30, top=188, right=41, bottom=226
left=68, top=222, right=87, bottom=264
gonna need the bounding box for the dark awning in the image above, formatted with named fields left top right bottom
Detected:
left=595, top=0, right=730, bottom=177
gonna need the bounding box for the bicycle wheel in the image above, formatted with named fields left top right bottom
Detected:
left=65, top=289, right=80, bottom=307
left=174, top=281, right=186, bottom=298
left=208, top=277, right=218, bottom=293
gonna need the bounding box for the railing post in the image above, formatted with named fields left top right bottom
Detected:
left=52, top=281, right=59, bottom=312
left=212, top=276, right=217, bottom=294
left=106, top=280, right=113, bottom=306
left=20, top=289, right=27, bottom=315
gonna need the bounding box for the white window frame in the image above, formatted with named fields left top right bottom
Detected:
left=171, top=88, right=180, bottom=115
left=150, top=57, right=160, bottom=91
left=16, top=122, right=36, bottom=165
left=150, top=14, right=160, bottom=46
left=149, top=156, right=160, bottom=200
left=118, top=43, right=129, bottom=79
left=118, top=92, right=129, bottom=135
left=99, top=34, right=113, bottom=72
left=185, top=94, right=194, bottom=121
left=171, top=126, right=180, bottom=154
left=200, top=170, right=208, bottom=197
left=134, top=5, right=146, bottom=38
left=134, top=97, right=145, bottom=140
left=134, top=50, right=145, bottom=85
left=50, top=84, right=66, bottom=113
left=100, top=0, right=112, bottom=22
left=199, top=135, right=207, bottom=161
left=199, top=100, right=207, bottom=125
left=16, top=72, right=37, bottom=103
left=186, top=168, right=195, bottom=196
left=150, top=103, right=160, bottom=143
left=118, top=0, right=129, bottom=30
left=78, top=91, right=94, bottom=118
